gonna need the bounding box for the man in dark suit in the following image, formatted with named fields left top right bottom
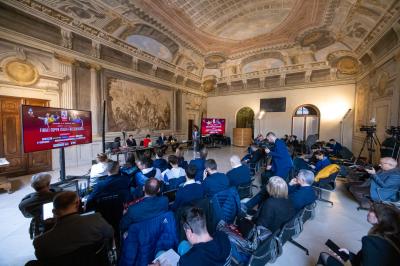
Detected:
left=202, top=159, right=229, bottom=197
left=33, top=191, right=113, bottom=260
left=126, top=135, right=137, bottom=147
left=120, top=178, right=168, bottom=232
left=227, top=155, right=251, bottom=187
left=86, top=160, right=131, bottom=210
left=189, top=148, right=208, bottom=182
left=264, top=131, right=293, bottom=181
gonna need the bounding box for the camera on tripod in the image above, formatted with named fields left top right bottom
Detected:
left=359, top=125, right=376, bottom=133
left=386, top=126, right=400, bottom=137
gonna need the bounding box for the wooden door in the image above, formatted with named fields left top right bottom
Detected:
left=0, top=97, right=26, bottom=174
left=24, top=98, right=52, bottom=173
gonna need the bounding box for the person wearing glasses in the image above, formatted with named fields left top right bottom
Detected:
left=178, top=207, right=231, bottom=266
left=349, top=157, right=400, bottom=208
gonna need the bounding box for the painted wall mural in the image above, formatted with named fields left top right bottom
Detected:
left=107, top=78, right=172, bottom=132
left=126, top=35, right=173, bottom=62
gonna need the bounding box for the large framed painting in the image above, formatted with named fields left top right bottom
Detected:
left=107, top=78, right=172, bottom=131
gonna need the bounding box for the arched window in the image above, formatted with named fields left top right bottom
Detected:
left=292, top=105, right=320, bottom=141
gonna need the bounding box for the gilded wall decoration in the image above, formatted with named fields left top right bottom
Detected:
left=299, top=30, right=335, bottom=50
left=4, top=59, right=39, bottom=86
left=375, top=71, right=389, bottom=96
left=355, top=84, right=369, bottom=130
left=107, top=79, right=172, bottom=131
left=336, top=57, right=359, bottom=75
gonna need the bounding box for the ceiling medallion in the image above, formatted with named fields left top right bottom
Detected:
left=4, top=59, right=39, bottom=86
left=204, top=53, right=227, bottom=69
left=336, top=56, right=359, bottom=75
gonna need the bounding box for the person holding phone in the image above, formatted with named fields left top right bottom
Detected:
left=316, top=203, right=400, bottom=266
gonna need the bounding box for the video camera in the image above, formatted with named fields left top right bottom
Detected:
left=386, top=126, right=400, bottom=137
left=359, top=125, right=376, bottom=134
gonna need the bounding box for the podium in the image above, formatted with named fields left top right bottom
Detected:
left=233, top=128, right=252, bottom=147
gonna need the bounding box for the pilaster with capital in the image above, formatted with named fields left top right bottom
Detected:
left=56, top=54, right=75, bottom=109
left=90, top=64, right=101, bottom=136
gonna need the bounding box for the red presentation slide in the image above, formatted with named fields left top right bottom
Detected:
left=201, top=118, right=226, bottom=135
left=22, top=105, right=92, bottom=153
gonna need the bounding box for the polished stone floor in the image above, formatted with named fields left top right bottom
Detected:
left=0, top=146, right=370, bottom=266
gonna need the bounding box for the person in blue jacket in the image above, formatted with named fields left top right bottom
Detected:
left=310, top=150, right=331, bottom=174
left=288, top=169, right=317, bottom=210
left=226, top=155, right=251, bottom=187
left=189, top=148, right=208, bottom=182
left=120, top=178, right=168, bottom=232
left=171, top=164, right=204, bottom=211
left=86, top=160, right=131, bottom=210
left=202, top=159, right=229, bottom=197
left=264, top=131, right=293, bottom=181
left=326, top=139, right=342, bottom=156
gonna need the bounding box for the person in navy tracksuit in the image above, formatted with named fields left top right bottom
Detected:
left=264, top=132, right=293, bottom=181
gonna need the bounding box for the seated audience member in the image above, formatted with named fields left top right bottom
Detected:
left=349, top=157, right=400, bottom=208
left=326, top=139, right=342, bottom=156
left=178, top=207, right=231, bottom=266
left=189, top=147, right=208, bottom=182
left=242, top=144, right=263, bottom=165
left=157, top=133, right=167, bottom=146
left=202, top=159, right=230, bottom=197
left=143, top=134, right=152, bottom=147
left=112, top=137, right=121, bottom=151
left=226, top=155, right=251, bottom=187
left=310, top=150, right=332, bottom=173
left=171, top=165, right=204, bottom=211
left=162, top=155, right=186, bottom=188
left=19, top=173, right=60, bottom=233
left=288, top=169, right=317, bottom=210
left=253, top=134, right=265, bottom=146
left=126, top=134, right=137, bottom=147
left=252, top=176, right=295, bottom=233
left=168, top=134, right=179, bottom=151
left=33, top=191, right=113, bottom=260
left=176, top=146, right=188, bottom=170
left=153, top=149, right=169, bottom=173
left=86, top=160, right=131, bottom=210
left=135, top=157, right=162, bottom=187
left=120, top=152, right=138, bottom=176
left=316, top=202, right=400, bottom=266
left=120, top=178, right=168, bottom=232
left=89, top=153, right=109, bottom=187
left=288, top=135, right=299, bottom=147
left=282, top=134, right=289, bottom=143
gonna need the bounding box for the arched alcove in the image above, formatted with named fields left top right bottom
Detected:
left=236, top=107, right=255, bottom=131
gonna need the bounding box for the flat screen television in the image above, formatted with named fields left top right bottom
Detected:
left=22, top=105, right=92, bottom=153
left=201, top=118, right=226, bottom=135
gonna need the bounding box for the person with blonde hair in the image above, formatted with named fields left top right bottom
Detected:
left=254, top=176, right=295, bottom=232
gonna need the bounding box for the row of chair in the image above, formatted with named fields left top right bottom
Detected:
left=244, top=203, right=316, bottom=266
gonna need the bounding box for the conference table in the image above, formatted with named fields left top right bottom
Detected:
left=108, top=141, right=190, bottom=162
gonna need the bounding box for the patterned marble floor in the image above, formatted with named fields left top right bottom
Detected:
left=0, top=146, right=369, bottom=266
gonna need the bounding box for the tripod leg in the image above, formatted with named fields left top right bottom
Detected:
left=357, top=136, right=369, bottom=162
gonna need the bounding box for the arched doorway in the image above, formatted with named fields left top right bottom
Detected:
left=236, top=107, right=255, bottom=134
left=292, top=105, right=320, bottom=141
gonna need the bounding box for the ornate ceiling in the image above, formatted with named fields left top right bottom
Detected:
left=13, top=0, right=399, bottom=80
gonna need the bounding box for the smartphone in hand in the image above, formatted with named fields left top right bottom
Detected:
left=325, top=239, right=349, bottom=262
